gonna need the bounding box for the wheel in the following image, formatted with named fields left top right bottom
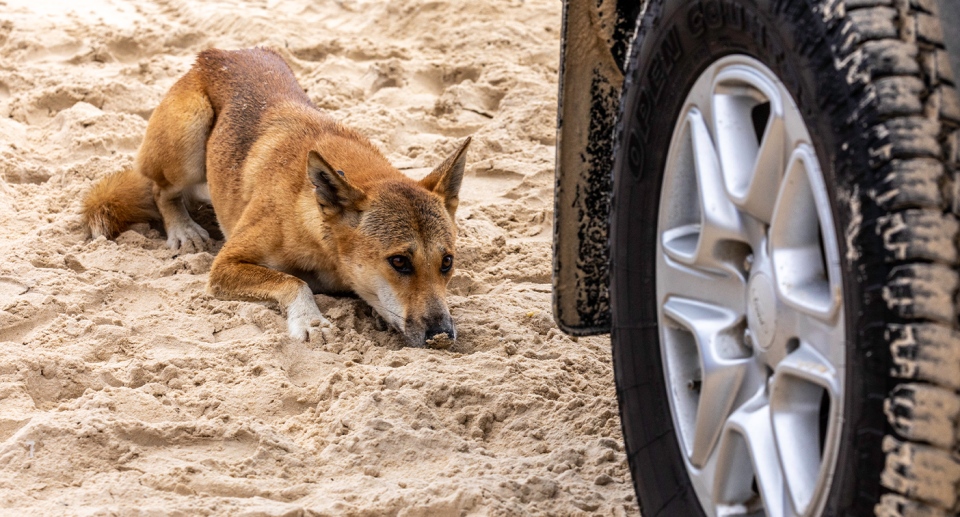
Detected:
left=609, top=0, right=960, bottom=516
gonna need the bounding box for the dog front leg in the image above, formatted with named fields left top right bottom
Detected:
left=208, top=251, right=331, bottom=342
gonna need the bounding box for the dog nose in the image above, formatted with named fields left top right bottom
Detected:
left=424, top=320, right=456, bottom=348
left=425, top=325, right=455, bottom=341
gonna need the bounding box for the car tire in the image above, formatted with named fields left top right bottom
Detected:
left=609, top=0, right=960, bottom=516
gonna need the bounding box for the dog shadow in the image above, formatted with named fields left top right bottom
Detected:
left=189, top=202, right=225, bottom=241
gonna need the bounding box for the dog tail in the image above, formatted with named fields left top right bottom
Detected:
left=81, top=168, right=159, bottom=239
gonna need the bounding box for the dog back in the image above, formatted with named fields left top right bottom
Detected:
left=195, top=48, right=316, bottom=179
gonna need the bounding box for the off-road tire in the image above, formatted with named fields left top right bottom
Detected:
left=609, top=0, right=960, bottom=516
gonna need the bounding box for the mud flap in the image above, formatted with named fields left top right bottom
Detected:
left=552, top=0, right=640, bottom=336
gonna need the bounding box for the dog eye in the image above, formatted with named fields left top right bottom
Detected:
left=440, top=255, right=453, bottom=273
left=389, top=256, right=413, bottom=274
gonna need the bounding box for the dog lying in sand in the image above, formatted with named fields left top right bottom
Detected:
left=81, top=47, right=469, bottom=348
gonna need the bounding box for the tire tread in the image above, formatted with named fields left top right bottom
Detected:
left=876, top=494, right=952, bottom=517
left=889, top=323, right=960, bottom=390
left=833, top=1, right=960, bottom=515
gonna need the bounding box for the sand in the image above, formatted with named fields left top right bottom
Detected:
left=0, top=0, right=640, bottom=515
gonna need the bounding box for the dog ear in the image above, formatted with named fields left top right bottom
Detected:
left=419, top=137, right=470, bottom=218
left=307, top=150, right=364, bottom=214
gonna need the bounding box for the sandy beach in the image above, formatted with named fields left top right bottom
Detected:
left=0, top=0, right=639, bottom=515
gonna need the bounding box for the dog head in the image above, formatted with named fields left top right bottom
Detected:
left=307, top=138, right=470, bottom=348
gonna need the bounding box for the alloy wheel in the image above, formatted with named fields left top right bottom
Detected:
left=655, top=55, right=845, bottom=517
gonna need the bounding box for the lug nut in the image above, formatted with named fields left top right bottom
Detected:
left=744, top=329, right=753, bottom=347
left=744, top=254, right=754, bottom=272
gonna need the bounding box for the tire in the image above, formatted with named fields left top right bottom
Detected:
left=609, top=0, right=960, bottom=516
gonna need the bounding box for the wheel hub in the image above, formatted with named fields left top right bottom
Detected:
left=655, top=55, right=846, bottom=517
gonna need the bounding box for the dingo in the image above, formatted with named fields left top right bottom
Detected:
left=82, top=47, right=469, bottom=348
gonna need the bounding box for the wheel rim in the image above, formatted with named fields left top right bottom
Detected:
left=655, top=55, right=845, bottom=517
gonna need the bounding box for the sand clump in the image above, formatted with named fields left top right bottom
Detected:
left=0, top=0, right=639, bottom=515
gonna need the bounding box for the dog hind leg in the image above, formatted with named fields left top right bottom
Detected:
left=137, top=70, right=213, bottom=252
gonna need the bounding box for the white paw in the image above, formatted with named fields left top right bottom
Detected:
left=287, top=285, right=331, bottom=342
left=166, top=220, right=210, bottom=252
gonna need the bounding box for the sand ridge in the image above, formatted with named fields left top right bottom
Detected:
left=0, top=0, right=639, bottom=515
